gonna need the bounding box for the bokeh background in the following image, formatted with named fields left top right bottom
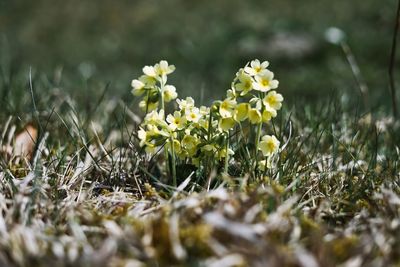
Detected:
left=0, top=0, right=397, bottom=111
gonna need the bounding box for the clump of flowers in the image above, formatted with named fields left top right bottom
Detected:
left=132, top=59, right=283, bottom=186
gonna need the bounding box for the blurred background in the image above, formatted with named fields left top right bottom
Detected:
left=0, top=0, right=397, bottom=113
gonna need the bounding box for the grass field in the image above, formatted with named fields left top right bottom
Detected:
left=1, top=1, right=400, bottom=266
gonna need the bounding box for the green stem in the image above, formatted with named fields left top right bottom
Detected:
left=207, top=106, right=214, bottom=141
left=254, top=122, right=262, bottom=159
left=254, top=122, right=262, bottom=177
left=254, top=92, right=265, bottom=175
left=159, top=77, right=170, bottom=181
left=204, top=108, right=214, bottom=176
left=224, top=132, right=230, bottom=175
left=170, top=136, right=177, bottom=187
left=159, top=79, right=165, bottom=113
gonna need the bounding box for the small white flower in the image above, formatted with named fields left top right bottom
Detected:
left=166, top=111, right=186, bottom=131
left=143, top=65, right=157, bottom=77
left=163, top=85, right=178, bottom=102
left=144, top=109, right=166, bottom=126
left=262, top=104, right=277, bottom=122
left=219, top=98, right=237, bottom=118
left=258, top=135, right=280, bottom=157
left=185, top=107, right=201, bottom=123
left=235, top=71, right=253, bottom=95
left=131, top=79, right=145, bottom=96
left=177, top=97, right=195, bottom=111
left=253, top=70, right=279, bottom=92
left=138, top=127, right=147, bottom=147
left=155, top=60, right=176, bottom=76
left=244, top=59, right=270, bottom=76
left=263, top=91, right=283, bottom=110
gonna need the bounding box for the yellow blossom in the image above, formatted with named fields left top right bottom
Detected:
left=145, top=142, right=157, bottom=154
left=139, top=100, right=158, bottom=112
left=253, top=70, right=279, bottom=92
left=166, top=111, right=186, bottom=131
left=244, top=59, right=270, bottom=76
left=235, top=72, right=253, bottom=95
left=142, top=65, right=157, bottom=78
left=218, top=117, right=236, bottom=132
left=154, top=60, right=175, bottom=77
left=182, top=134, right=199, bottom=156
left=235, top=103, right=250, bottom=121
left=177, top=97, right=195, bottom=111
left=248, top=108, right=262, bottom=124
left=198, top=118, right=209, bottom=130
left=202, top=144, right=217, bottom=154
left=163, top=85, right=178, bottom=102
left=263, top=91, right=283, bottom=110
left=138, top=127, right=147, bottom=147
left=185, top=107, right=201, bottom=123
left=258, top=135, right=280, bottom=157
left=144, top=109, right=165, bottom=125
left=139, top=74, right=156, bottom=87
left=226, top=89, right=236, bottom=99
left=262, top=105, right=277, bottom=123
left=146, top=124, right=169, bottom=138
left=199, top=106, right=210, bottom=115
left=219, top=98, right=237, bottom=118
left=131, top=79, right=146, bottom=96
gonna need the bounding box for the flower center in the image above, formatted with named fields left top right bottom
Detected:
left=262, top=79, right=270, bottom=86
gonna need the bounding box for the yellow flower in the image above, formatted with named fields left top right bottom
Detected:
left=262, top=105, right=277, bottom=123
left=182, top=134, right=199, bottom=156
left=146, top=124, right=168, bottom=137
left=177, top=97, right=195, bottom=111
left=166, top=111, right=186, bottom=131
left=219, top=98, right=237, bottom=118
left=226, top=89, right=236, bottom=99
left=163, top=85, right=178, bottom=102
left=199, top=106, right=210, bottom=116
left=235, top=72, right=253, bottom=96
left=139, top=100, right=158, bottom=112
left=198, top=118, right=209, bottom=130
left=258, top=135, right=280, bottom=157
left=248, top=108, right=262, bottom=124
left=154, top=60, right=175, bottom=77
left=131, top=79, right=145, bottom=96
left=244, top=59, right=270, bottom=76
left=138, top=127, right=147, bottom=147
left=185, top=107, right=201, bottom=123
left=145, top=142, right=157, bottom=154
left=202, top=144, right=217, bottom=154
left=218, top=117, right=236, bottom=132
left=263, top=91, right=283, bottom=110
left=234, top=103, right=250, bottom=121
left=142, top=65, right=157, bottom=78
left=253, top=70, right=279, bottom=92
left=139, top=74, right=157, bottom=87
left=144, top=109, right=165, bottom=125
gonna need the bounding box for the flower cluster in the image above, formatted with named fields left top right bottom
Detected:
left=131, top=60, right=177, bottom=112
left=132, top=59, right=283, bottom=184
